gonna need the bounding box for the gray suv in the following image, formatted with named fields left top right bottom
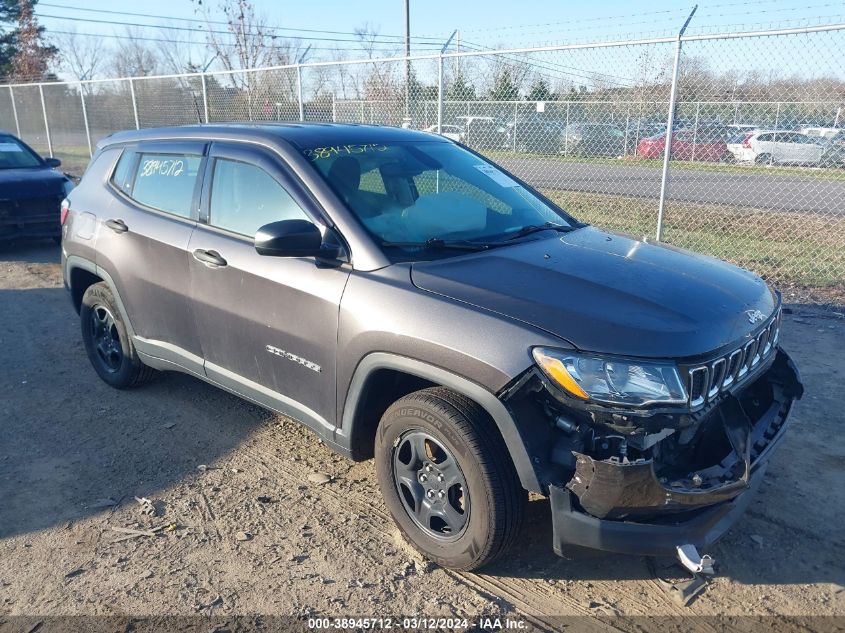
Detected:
left=61, top=123, right=802, bottom=572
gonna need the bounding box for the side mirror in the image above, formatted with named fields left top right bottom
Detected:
left=45, top=157, right=62, bottom=168
left=254, top=219, right=337, bottom=259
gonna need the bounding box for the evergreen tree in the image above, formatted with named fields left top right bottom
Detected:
left=1, top=0, right=56, bottom=81
left=488, top=67, right=519, bottom=101
left=528, top=78, right=554, bottom=102
left=447, top=72, right=476, bottom=101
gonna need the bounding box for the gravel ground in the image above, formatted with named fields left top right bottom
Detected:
left=1, top=241, right=843, bottom=631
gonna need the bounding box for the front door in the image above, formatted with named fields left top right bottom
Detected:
left=187, top=142, right=350, bottom=436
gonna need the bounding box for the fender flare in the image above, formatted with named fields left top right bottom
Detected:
left=338, top=352, right=541, bottom=493
left=65, top=255, right=137, bottom=339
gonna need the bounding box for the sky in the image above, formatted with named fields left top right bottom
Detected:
left=21, top=0, right=845, bottom=83
left=32, top=0, right=845, bottom=53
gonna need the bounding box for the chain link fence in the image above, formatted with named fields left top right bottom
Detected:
left=1, top=23, right=843, bottom=305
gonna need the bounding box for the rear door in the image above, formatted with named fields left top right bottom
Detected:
left=96, top=141, right=206, bottom=368
left=187, top=142, right=350, bottom=435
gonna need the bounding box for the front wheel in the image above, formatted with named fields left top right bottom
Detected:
left=755, top=152, right=773, bottom=165
left=375, top=387, right=527, bottom=571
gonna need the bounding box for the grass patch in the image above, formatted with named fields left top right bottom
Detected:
left=542, top=188, right=845, bottom=290
left=485, top=150, right=845, bottom=182
left=52, top=146, right=93, bottom=176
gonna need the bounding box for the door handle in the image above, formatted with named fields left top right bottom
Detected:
left=105, top=219, right=128, bottom=233
left=192, top=248, right=227, bottom=267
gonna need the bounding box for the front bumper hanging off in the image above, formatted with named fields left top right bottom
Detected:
left=549, top=349, right=803, bottom=557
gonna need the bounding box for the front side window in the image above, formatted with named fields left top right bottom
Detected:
left=208, top=158, right=308, bottom=237
left=0, top=136, right=42, bottom=169
left=130, top=153, right=201, bottom=218
left=300, top=141, right=574, bottom=254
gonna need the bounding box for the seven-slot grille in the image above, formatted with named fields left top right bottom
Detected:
left=687, top=307, right=781, bottom=408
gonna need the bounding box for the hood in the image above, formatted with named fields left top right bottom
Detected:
left=0, top=167, right=67, bottom=199
left=410, top=227, right=775, bottom=359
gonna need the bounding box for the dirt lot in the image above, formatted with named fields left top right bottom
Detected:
left=1, top=241, right=843, bottom=630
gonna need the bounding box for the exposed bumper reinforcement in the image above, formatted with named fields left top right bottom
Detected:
left=549, top=462, right=765, bottom=557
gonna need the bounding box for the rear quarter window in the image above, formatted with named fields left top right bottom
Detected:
left=129, top=153, right=202, bottom=218
left=110, top=149, right=135, bottom=193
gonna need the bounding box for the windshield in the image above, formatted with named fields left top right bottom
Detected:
left=301, top=140, right=576, bottom=255
left=0, top=137, right=43, bottom=169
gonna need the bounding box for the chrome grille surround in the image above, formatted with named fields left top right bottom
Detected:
left=686, top=306, right=782, bottom=410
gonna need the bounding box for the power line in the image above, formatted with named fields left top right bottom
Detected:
left=34, top=11, right=449, bottom=46
left=37, top=1, right=447, bottom=40
left=42, top=28, right=434, bottom=55
left=457, top=40, right=637, bottom=88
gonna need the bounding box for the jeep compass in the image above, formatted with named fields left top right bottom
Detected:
left=61, top=123, right=802, bottom=571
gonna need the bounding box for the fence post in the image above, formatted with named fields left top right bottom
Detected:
left=8, top=86, right=21, bottom=138
left=79, top=84, right=93, bottom=158
left=129, top=79, right=140, bottom=129
left=332, top=93, right=336, bottom=122
left=656, top=5, right=697, bottom=242
left=201, top=73, right=209, bottom=123
left=38, top=84, right=53, bottom=158
left=297, top=65, right=304, bottom=121
left=436, top=32, right=457, bottom=135
left=623, top=104, right=631, bottom=156
left=563, top=102, right=570, bottom=157
left=690, top=101, right=700, bottom=162
left=635, top=100, right=643, bottom=156
left=512, top=101, right=518, bottom=151
left=437, top=54, right=444, bottom=134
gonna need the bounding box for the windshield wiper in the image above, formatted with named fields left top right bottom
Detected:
left=502, top=222, right=573, bottom=241
left=379, top=237, right=494, bottom=251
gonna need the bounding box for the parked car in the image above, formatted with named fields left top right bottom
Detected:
left=797, top=126, right=842, bottom=140
left=626, top=121, right=668, bottom=143
left=423, top=124, right=465, bottom=143
left=506, top=115, right=567, bottom=153
left=817, top=133, right=845, bottom=167
left=0, top=132, right=75, bottom=243
left=560, top=123, right=625, bottom=157
left=460, top=117, right=508, bottom=151
left=62, top=123, right=802, bottom=571
left=728, top=130, right=825, bottom=165
left=637, top=128, right=729, bottom=162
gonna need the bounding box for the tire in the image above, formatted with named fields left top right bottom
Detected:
left=755, top=153, right=773, bottom=165
left=721, top=152, right=736, bottom=164
left=375, top=387, right=527, bottom=571
left=80, top=282, right=157, bottom=389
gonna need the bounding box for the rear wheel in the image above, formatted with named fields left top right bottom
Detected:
left=80, top=282, right=156, bottom=389
left=375, top=387, right=526, bottom=571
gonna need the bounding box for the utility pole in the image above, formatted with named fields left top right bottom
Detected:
left=403, top=0, right=412, bottom=128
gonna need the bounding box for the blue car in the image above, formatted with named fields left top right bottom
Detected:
left=0, top=133, right=75, bottom=243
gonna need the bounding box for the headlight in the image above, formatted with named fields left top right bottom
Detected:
left=532, top=347, right=687, bottom=407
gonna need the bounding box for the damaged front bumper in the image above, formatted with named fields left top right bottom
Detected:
left=545, top=349, right=803, bottom=557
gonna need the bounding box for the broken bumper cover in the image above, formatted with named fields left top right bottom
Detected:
left=549, top=349, right=802, bottom=557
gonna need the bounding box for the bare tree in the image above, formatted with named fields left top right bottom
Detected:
left=354, top=23, right=399, bottom=102
left=109, top=27, right=161, bottom=78
left=53, top=27, right=103, bottom=85
left=192, top=1, right=298, bottom=83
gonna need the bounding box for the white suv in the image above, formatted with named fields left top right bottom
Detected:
left=727, top=130, right=824, bottom=165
